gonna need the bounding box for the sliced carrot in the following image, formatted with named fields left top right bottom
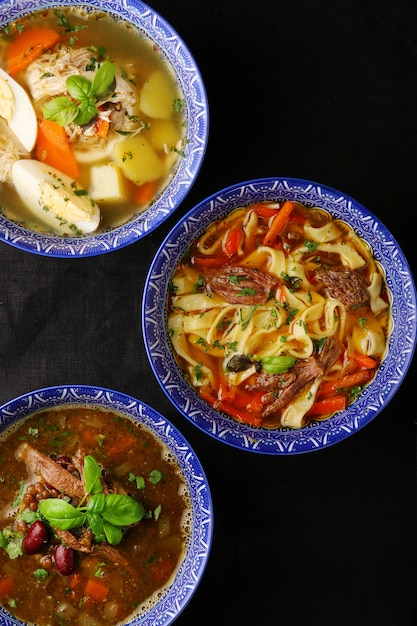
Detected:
left=85, top=578, right=109, bottom=602
left=134, top=180, right=157, bottom=205
left=307, top=395, right=347, bottom=417
left=352, top=353, right=378, bottom=369
left=36, top=119, right=80, bottom=179
left=317, top=369, right=371, bottom=398
left=0, top=576, right=15, bottom=598
left=7, top=28, right=60, bottom=75
left=262, top=200, right=295, bottom=246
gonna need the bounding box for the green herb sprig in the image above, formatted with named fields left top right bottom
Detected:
left=42, top=61, right=116, bottom=127
left=38, top=455, right=145, bottom=545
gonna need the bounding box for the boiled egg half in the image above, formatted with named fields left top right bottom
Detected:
left=12, top=160, right=101, bottom=236
left=0, top=67, right=37, bottom=152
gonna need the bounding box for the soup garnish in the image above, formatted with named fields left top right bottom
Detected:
left=0, top=406, right=190, bottom=625
left=0, top=7, right=186, bottom=235
left=168, top=200, right=392, bottom=429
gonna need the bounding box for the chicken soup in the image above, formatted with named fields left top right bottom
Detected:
left=168, top=200, right=392, bottom=429
left=0, top=7, right=186, bottom=235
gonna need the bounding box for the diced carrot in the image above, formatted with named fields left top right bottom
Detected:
left=307, top=395, right=347, bottom=417
left=0, top=576, right=15, bottom=598
left=134, top=180, right=157, bottom=206
left=67, top=572, right=83, bottom=591
left=7, top=28, right=60, bottom=75
left=36, top=119, right=80, bottom=179
left=85, top=578, right=109, bottom=602
left=352, top=353, right=378, bottom=369
left=151, top=556, right=176, bottom=584
left=317, top=369, right=371, bottom=398
left=108, top=435, right=137, bottom=456
left=81, top=427, right=100, bottom=446
left=262, top=200, right=295, bottom=246
left=94, top=117, right=110, bottom=138
left=224, top=227, right=244, bottom=257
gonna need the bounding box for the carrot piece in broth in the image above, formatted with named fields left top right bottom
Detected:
left=0, top=576, right=16, bottom=598
left=36, top=119, right=80, bottom=179
left=7, top=28, right=60, bottom=75
left=85, top=578, right=109, bottom=602
left=262, top=200, right=295, bottom=246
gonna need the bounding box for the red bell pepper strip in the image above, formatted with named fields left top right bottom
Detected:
left=307, top=394, right=347, bottom=417
left=317, top=369, right=371, bottom=399
left=224, top=227, right=244, bottom=257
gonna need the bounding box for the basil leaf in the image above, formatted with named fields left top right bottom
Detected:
left=74, top=99, right=98, bottom=126
left=84, top=455, right=103, bottom=495
left=261, top=355, right=296, bottom=374
left=87, top=492, right=105, bottom=513
left=66, top=75, right=95, bottom=101
left=42, top=96, right=79, bottom=126
left=92, top=61, right=116, bottom=98
left=102, top=520, right=123, bottom=545
left=87, top=512, right=104, bottom=539
left=38, top=499, right=86, bottom=530
left=102, top=494, right=145, bottom=526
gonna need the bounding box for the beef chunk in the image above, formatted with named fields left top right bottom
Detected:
left=204, top=265, right=278, bottom=304
left=314, top=265, right=369, bottom=308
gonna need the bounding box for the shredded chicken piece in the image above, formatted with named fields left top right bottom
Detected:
left=24, top=46, right=93, bottom=102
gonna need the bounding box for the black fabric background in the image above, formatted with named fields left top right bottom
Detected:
left=1, top=1, right=417, bottom=624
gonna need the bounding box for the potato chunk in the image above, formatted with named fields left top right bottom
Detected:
left=148, top=119, right=182, bottom=151
left=139, top=69, right=176, bottom=119
left=89, top=162, right=127, bottom=202
left=113, top=135, right=163, bottom=186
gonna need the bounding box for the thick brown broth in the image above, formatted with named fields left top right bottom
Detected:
left=0, top=406, right=190, bottom=625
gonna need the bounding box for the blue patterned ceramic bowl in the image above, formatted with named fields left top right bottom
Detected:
left=0, top=385, right=213, bottom=625
left=0, top=0, right=208, bottom=257
left=143, top=177, right=417, bottom=455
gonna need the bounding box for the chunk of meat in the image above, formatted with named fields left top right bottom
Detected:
left=260, top=357, right=324, bottom=415
left=314, top=265, right=369, bottom=308
left=248, top=340, right=342, bottom=418
left=204, top=265, right=278, bottom=304
left=16, top=442, right=84, bottom=499
left=54, top=528, right=93, bottom=553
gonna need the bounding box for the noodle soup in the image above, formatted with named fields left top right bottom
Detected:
left=168, top=200, right=392, bottom=429
left=0, top=6, right=186, bottom=235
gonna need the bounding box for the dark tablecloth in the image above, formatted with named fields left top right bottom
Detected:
left=1, top=1, right=416, bottom=624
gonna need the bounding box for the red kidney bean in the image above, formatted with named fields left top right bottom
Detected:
left=22, top=520, right=48, bottom=554
left=55, top=544, right=76, bottom=576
